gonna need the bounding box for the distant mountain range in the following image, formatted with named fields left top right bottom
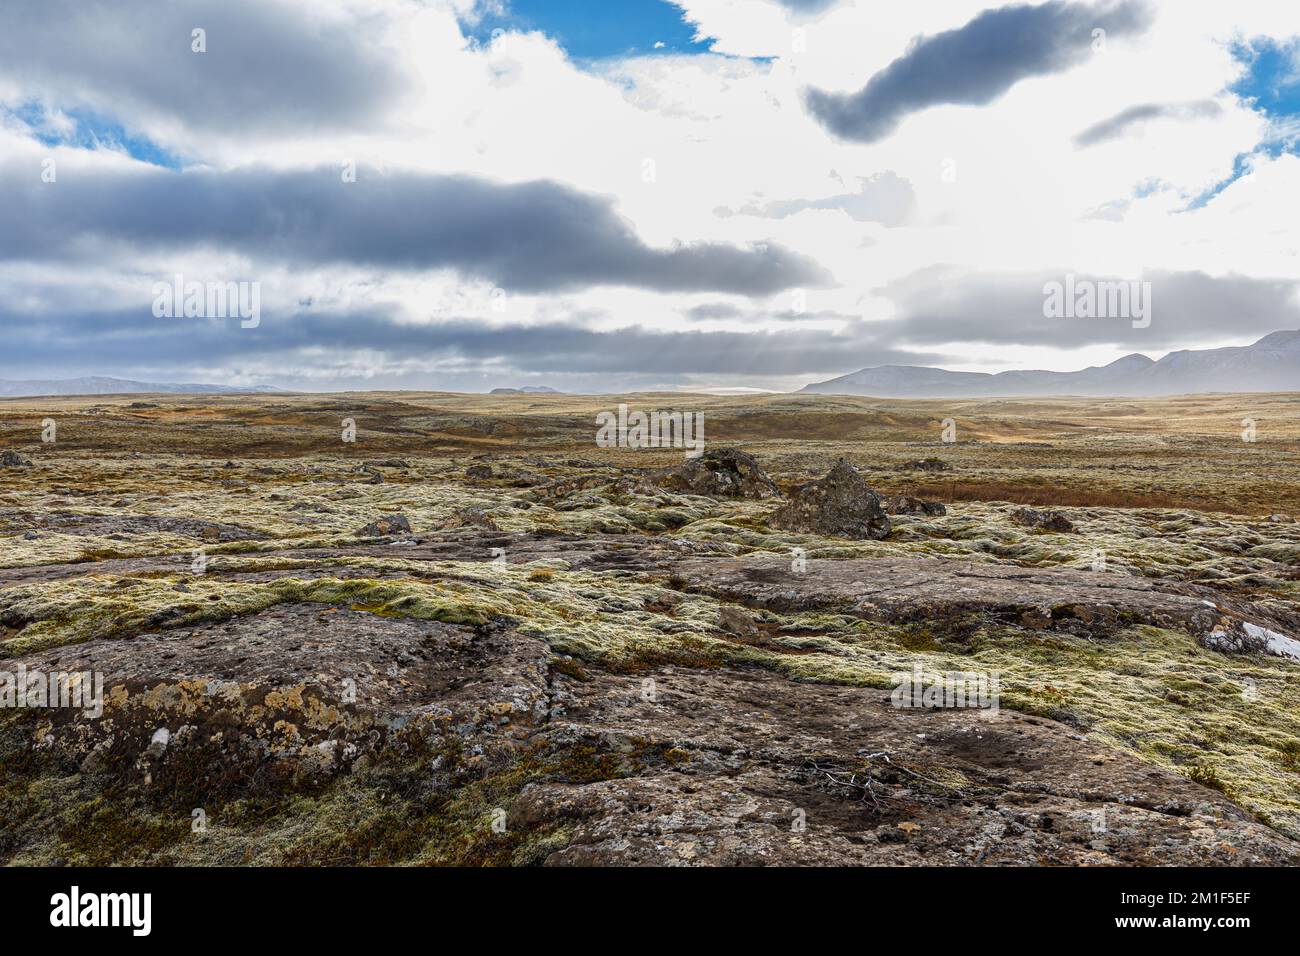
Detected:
left=9, top=333, right=1300, bottom=400
left=0, top=377, right=280, bottom=398
left=801, top=331, right=1300, bottom=398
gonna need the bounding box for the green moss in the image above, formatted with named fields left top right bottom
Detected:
left=5, top=424, right=1300, bottom=859
left=1186, top=763, right=1230, bottom=795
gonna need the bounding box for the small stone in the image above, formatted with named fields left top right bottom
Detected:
left=146, top=727, right=171, bottom=757
left=357, top=514, right=413, bottom=537
left=898, top=458, right=950, bottom=472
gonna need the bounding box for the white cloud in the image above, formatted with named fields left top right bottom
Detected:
left=1, top=0, right=1298, bottom=387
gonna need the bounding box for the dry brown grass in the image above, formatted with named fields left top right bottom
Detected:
left=3, top=389, right=1300, bottom=513
left=906, top=480, right=1252, bottom=513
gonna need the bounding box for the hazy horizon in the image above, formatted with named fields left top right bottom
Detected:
left=4, top=325, right=1298, bottom=397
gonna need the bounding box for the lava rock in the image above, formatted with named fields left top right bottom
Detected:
left=1011, top=507, right=1074, bottom=533
left=357, top=514, right=413, bottom=537
left=899, top=458, right=950, bottom=472
left=769, top=458, right=891, bottom=540
left=437, top=507, right=500, bottom=532
left=883, top=494, right=946, bottom=517
left=656, top=448, right=779, bottom=499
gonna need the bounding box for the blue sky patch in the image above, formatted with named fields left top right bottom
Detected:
left=464, top=0, right=715, bottom=61
left=1231, top=35, right=1300, bottom=120
left=8, top=101, right=182, bottom=169
left=1188, top=36, right=1300, bottom=208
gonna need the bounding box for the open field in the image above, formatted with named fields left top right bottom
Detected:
left=2, top=390, right=1300, bottom=865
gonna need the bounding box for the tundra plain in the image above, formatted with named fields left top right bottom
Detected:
left=1, top=390, right=1299, bottom=866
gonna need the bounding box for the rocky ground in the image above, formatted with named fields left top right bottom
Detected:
left=1, top=392, right=1299, bottom=865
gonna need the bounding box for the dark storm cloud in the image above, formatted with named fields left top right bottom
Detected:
left=805, top=1, right=1153, bottom=143
left=0, top=304, right=940, bottom=380
left=1073, top=101, right=1223, bottom=147
left=0, top=165, right=828, bottom=295
left=10, top=270, right=1294, bottom=386
left=873, top=268, right=1300, bottom=350
left=0, top=0, right=407, bottom=135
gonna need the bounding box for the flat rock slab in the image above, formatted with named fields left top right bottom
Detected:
left=0, top=531, right=726, bottom=585
left=666, top=555, right=1300, bottom=654
left=6, top=601, right=1298, bottom=865
left=530, top=664, right=1300, bottom=866
left=0, top=510, right=267, bottom=541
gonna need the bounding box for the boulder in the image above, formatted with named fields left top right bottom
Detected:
left=437, top=507, right=500, bottom=532
left=1, top=450, right=32, bottom=468
left=656, top=448, right=779, bottom=499
left=465, top=464, right=493, bottom=480
left=769, top=458, right=891, bottom=540
left=716, top=604, right=762, bottom=639
left=1011, top=507, right=1074, bottom=533
left=883, top=494, right=946, bottom=517
left=357, top=514, right=412, bottom=537
left=606, top=476, right=663, bottom=499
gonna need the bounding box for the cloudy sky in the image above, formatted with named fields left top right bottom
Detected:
left=1, top=0, right=1298, bottom=392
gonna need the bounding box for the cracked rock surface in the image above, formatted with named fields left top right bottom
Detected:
left=4, top=593, right=1298, bottom=865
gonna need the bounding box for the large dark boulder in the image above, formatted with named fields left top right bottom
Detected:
left=656, top=448, right=779, bottom=500
left=769, top=458, right=891, bottom=540
left=1010, top=507, right=1074, bottom=533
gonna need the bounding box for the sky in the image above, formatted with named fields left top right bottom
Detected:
left=0, top=0, right=1298, bottom=393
